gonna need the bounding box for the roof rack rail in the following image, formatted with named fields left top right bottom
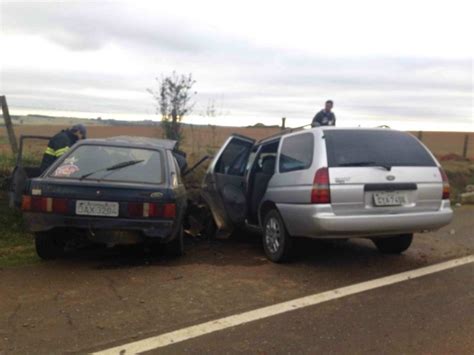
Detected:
left=258, top=124, right=313, bottom=143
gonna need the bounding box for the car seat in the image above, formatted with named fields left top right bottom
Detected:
left=250, top=155, right=276, bottom=219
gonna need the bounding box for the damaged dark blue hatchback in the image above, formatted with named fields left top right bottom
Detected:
left=12, top=136, right=188, bottom=260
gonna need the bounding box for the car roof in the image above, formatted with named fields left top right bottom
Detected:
left=257, top=126, right=395, bottom=144
left=77, top=136, right=177, bottom=150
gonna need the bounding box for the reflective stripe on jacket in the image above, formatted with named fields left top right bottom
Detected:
left=40, top=130, right=78, bottom=172
left=44, top=146, right=70, bottom=157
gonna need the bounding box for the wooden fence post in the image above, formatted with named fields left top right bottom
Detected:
left=0, top=95, right=19, bottom=155
left=281, top=117, right=286, bottom=131
left=462, top=134, right=469, bottom=159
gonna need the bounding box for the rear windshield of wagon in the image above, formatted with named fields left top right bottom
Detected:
left=324, top=130, right=436, bottom=168
left=49, top=145, right=165, bottom=184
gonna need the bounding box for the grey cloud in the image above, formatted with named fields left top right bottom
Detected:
left=1, top=2, right=213, bottom=53
left=6, top=87, right=148, bottom=114
left=1, top=2, right=472, bottom=128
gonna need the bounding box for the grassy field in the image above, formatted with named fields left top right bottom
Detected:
left=1, top=124, right=473, bottom=159
left=0, top=195, right=38, bottom=267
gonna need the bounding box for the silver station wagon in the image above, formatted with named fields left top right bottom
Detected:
left=202, top=127, right=453, bottom=262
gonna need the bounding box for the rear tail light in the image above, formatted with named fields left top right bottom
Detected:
left=311, top=168, right=331, bottom=204
left=439, top=167, right=450, bottom=200
left=163, top=203, right=176, bottom=218
left=21, top=195, right=32, bottom=211
left=127, top=202, right=143, bottom=217
left=21, top=196, right=69, bottom=214
left=52, top=198, right=69, bottom=214
left=128, top=202, right=176, bottom=219
left=21, top=196, right=177, bottom=218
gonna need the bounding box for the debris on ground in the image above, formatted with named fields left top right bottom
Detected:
left=460, top=192, right=474, bottom=205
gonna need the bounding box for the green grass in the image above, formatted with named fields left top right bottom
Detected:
left=0, top=196, right=38, bottom=267
left=0, top=152, right=40, bottom=267
left=0, top=153, right=41, bottom=190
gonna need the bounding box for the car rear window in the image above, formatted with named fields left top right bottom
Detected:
left=50, top=145, right=164, bottom=184
left=324, top=130, right=436, bottom=168
left=279, top=133, right=314, bottom=173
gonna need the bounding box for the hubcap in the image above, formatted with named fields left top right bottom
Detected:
left=265, top=217, right=281, bottom=254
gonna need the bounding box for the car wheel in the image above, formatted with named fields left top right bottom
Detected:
left=34, top=232, right=65, bottom=260
left=262, top=209, right=292, bottom=263
left=166, top=226, right=184, bottom=257
left=372, top=234, right=413, bottom=254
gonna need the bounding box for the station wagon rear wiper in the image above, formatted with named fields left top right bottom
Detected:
left=79, top=160, right=144, bottom=180
left=338, top=161, right=392, bottom=171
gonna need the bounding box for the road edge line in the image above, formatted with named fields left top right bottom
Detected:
left=92, top=254, right=474, bottom=355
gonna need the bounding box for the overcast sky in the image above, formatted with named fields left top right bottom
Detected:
left=0, top=0, right=472, bottom=131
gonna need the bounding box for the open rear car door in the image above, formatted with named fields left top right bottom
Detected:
left=201, top=134, right=255, bottom=238
left=9, top=135, right=51, bottom=208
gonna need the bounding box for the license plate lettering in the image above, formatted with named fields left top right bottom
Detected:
left=76, top=201, right=119, bottom=217
left=373, top=192, right=407, bottom=207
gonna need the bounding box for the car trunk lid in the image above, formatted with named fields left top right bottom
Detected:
left=323, top=129, right=443, bottom=216
left=329, top=166, right=443, bottom=215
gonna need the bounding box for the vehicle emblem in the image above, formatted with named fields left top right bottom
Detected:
left=96, top=190, right=101, bottom=196
left=335, top=177, right=350, bottom=184
left=386, top=175, right=396, bottom=181
left=150, top=192, right=163, bottom=199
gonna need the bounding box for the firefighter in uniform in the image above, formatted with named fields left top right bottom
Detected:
left=40, top=124, right=87, bottom=172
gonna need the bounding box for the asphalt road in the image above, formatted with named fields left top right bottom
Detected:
left=1, top=206, right=473, bottom=354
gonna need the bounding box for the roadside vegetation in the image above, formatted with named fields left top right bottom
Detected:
left=147, top=71, right=196, bottom=147
left=0, top=194, right=38, bottom=267
left=0, top=153, right=41, bottom=267
left=442, top=160, right=474, bottom=201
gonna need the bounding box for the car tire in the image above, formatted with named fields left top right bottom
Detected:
left=372, top=234, right=413, bottom=254
left=262, top=209, right=292, bottom=263
left=166, top=226, right=184, bottom=257
left=34, top=232, right=65, bottom=260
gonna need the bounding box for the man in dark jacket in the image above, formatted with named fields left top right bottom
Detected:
left=40, top=124, right=87, bottom=172
left=312, top=100, right=336, bottom=127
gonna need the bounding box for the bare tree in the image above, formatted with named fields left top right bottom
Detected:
left=205, top=99, right=217, bottom=117
left=148, top=72, right=196, bottom=147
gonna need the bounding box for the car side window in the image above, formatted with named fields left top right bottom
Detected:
left=173, top=157, right=183, bottom=184
left=215, top=138, right=253, bottom=176
left=279, top=133, right=314, bottom=173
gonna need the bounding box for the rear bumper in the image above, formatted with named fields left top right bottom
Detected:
left=23, top=212, right=178, bottom=241
left=277, top=201, right=453, bottom=239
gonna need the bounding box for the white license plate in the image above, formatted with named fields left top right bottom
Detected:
left=373, top=192, right=407, bottom=207
left=75, top=200, right=119, bottom=217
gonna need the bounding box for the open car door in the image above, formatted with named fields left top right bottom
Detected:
left=201, top=134, right=255, bottom=238
left=9, top=135, right=51, bottom=208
